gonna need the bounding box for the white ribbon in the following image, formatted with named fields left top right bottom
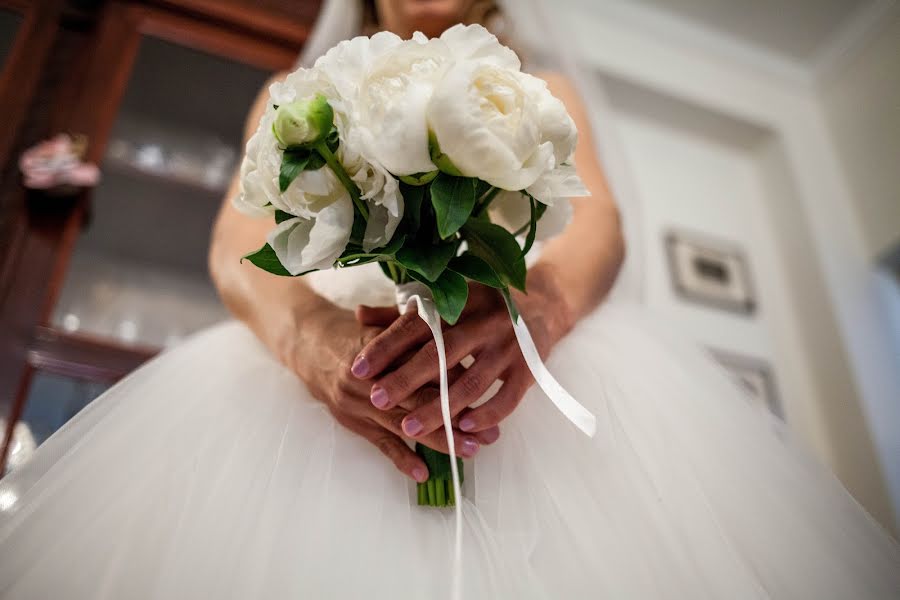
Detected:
left=396, top=282, right=463, bottom=600
left=395, top=282, right=598, bottom=600
left=504, top=301, right=598, bottom=437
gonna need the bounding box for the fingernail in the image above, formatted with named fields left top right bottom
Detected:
left=351, top=355, right=369, bottom=377
left=402, top=417, right=423, bottom=437
left=459, top=417, right=475, bottom=432
left=480, top=427, right=500, bottom=444
left=370, top=385, right=389, bottom=408
left=460, top=438, right=480, bottom=457
left=412, top=466, right=428, bottom=482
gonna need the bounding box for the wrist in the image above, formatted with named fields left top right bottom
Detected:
left=264, top=292, right=338, bottom=369
left=521, top=263, right=576, bottom=344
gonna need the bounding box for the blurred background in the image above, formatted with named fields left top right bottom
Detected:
left=0, top=0, right=897, bottom=533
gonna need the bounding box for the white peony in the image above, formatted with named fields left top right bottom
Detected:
left=427, top=62, right=553, bottom=191
left=340, top=141, right=403, bottom=250
left=349, top=33, right=447, bottom=176
left=267, top=197, right=354, bottom=274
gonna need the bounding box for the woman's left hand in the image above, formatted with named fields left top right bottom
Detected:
left=350, top=264, right=574, bottom=444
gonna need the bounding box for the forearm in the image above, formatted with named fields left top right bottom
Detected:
left=533, top=73, right=626, bottom=329
left=208, top=199, right=335, bottom=363
left=535, top=189, right=625, bottom=329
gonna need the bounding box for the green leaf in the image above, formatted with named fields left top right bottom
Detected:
left=461, top=219, right=527, bottom=291
left=396, top=240, right=458, bottom=282
left=241, top=243, right=295, bottom=277
left=279, top=147, right=325, bottom=192
left=409, top=269, right=469, bottom=325
left=449, top=253, right=503, bottom=288
left=337, top=234, right=407, bottom=266
left=521, top=193, right=548, bottom=257
left=274, top=209, right=293, bottom=224
left=430, top=173, right=479, bottom=239
left=400, top=182, right=425, bottom=237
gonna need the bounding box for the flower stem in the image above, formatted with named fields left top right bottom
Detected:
left=415, top=443, right=464, bottom=508
left=315, top=141, right=369, bottom=221
left=472, top=186, right=501, bottom=217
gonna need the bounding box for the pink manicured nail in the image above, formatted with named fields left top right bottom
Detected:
left=402, top=417, right=423, bottom=436
left=461, top=438, right=480, bottom=457
left=412, top=466, right=428, bottom=482
left=370, top=385, right=389, bottom=408
left=459, top=417, right=475, bottom=432
left=351, top=355, right=369, bottom=377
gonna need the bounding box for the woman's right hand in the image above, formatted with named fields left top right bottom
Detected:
left=282, top=304, right=498, bottom=483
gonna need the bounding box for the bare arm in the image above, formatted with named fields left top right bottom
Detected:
left=208, top=74, right=334, bottom=364
left=534, top=72, right=626, bottom=328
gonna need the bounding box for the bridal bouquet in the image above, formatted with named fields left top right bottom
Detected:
left=235, top=24, right=593, bottom=507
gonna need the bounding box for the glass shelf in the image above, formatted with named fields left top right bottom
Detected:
left=49, top=35, right=271, bottom=349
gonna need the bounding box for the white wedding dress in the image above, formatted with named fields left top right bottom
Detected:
left=1, top=259, right=899, bottom=599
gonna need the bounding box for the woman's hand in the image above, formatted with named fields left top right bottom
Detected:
left=351, top=264, right=574, bottom=442
left=282, top=304, right=499, bottom=483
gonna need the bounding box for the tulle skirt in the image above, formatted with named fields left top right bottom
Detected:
left=1, top=303, right=898, bottom=599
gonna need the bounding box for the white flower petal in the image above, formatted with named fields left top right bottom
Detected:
left=526, top=163, right=590, bottom=205
left=267, top=196, right=353, bottom=275
left=362, top=200, right=403, bottom=251
left=440, top=24, right=520, bottom=69
left=428, top=62, right=552, bottom=190
left=535, top=197, right=573, bottom=240
left=489, top=190, right=573, bottom=242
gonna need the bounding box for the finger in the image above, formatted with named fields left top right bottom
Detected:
left=369, top=328, right=481, bottom=410
left=367, top=404, right=481, bottom=458
left=458, top=372, right=530, bottom=433
left=401, top=349, right=508, bottom=437
left=351, top=311, right=431, bottom=380
left=355, top=305, right=400, bottom=327
left=332, top=412, right=428, bottom=482
left=473, top=425, right=501, bottom=445
left=418, top=428, right=481, bottom=458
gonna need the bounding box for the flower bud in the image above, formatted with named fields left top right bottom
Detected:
left=273, top=94, right=334, bottom=147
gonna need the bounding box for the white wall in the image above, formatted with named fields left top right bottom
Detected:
left=561, top=5, right=899, bottom=530
left=818, top=13, right=900, bottom=261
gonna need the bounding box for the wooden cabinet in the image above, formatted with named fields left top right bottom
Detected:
left=0, top=0, right=321, bottom=473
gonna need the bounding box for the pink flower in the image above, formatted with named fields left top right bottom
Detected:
left=19, top=134, right=100, bottom=190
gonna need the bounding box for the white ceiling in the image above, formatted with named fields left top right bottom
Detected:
left=629, top=0, right=874, bottom=62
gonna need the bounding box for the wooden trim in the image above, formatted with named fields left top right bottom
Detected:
left=147, top=0, right=315, bottom=48
left=0, top=327, right=156, bottom=468
left=28, top=326, right=158, bottom=382
left=134, top=5, right=300, bottom=71
left=0, top=0, right=65, bottom=167
left=0, top=0, right=35, bottom=13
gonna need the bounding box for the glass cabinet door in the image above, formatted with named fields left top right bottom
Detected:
left=0, top=8, right=21, bottom=70
left=50, top=35, right=272, bottom=349
left=1, top=4, right=294, bottom=472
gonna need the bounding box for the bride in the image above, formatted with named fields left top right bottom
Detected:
left=1, top=0, right=898, bottom=598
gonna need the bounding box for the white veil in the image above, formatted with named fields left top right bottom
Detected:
left=297, top=0, right=646, bottom=303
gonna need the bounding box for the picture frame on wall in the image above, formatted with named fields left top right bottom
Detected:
left=710, top=349, right=782, bottom=418
left=664, top=229, right=756, bottom=314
